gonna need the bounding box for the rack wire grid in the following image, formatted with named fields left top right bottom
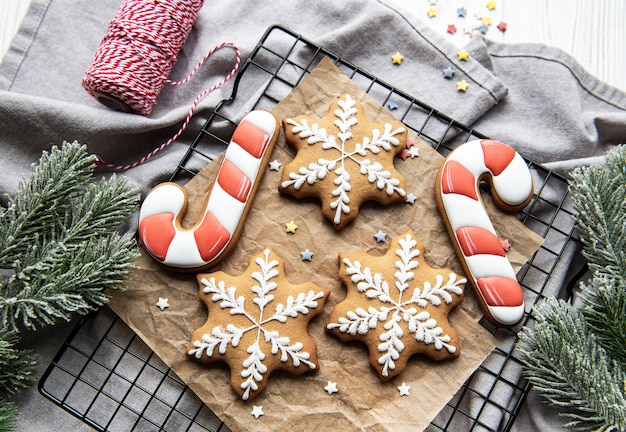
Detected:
left=39, top=25, right=584, bottom=432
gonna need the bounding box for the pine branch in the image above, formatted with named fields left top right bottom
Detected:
left=0, top=399, right=19, bottom=432
left=569, top=145, right=626, bottom=367
left=569, top=145, right=626, bottom=281
left=0, top=329, right=36, bottom=396
left=519, top=145, right=626, bottom=431
left=518, top=299, right=626, bottom=431
left=0, top=141, right=140, bottom=330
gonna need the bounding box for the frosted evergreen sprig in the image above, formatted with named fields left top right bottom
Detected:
left=518, top=299, right=626, bottom=431
left=0, top=141, right=140, bottom=330
left=519, top=145, right=626, bottom=431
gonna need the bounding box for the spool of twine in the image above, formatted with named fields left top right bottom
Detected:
left=82, top=0, right=205, bottom=116
left=81, top=0, right=240, bottom=170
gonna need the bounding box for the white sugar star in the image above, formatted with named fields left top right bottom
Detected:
left=269, top=159, right=282, bottom=171
left=398, top=382, right=410, bottom=396
left=375, top=230, right=387, bottom=243
left=251, top=405, right=264, bottom=419
left=405, top=192, right=417, bottom=204
left=301, top=249, right=314, bottom=261
left=324, top=381, right=338, bottom=394
left=408, top=146, right=420, bottom=158
left=156, top=297, right=169, bottom=311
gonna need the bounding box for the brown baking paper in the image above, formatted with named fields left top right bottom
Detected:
left=109, top=57, right=544, bottom=431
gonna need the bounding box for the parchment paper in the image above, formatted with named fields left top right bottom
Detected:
left=109, top=57, right=544, bottom=431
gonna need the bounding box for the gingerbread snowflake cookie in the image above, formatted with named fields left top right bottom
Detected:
left=187, top=247, right=330, bottom=400
left=280, top=94, right=408, bottom=230
left=326, top=229, right=466, bottom=381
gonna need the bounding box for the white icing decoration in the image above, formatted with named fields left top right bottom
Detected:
left=492, top=152, right=533, bottom=205
left=137, top=110, right=277, bottom=269
left=138, top=183, right=186, bottom=221
left=442, top=193, right=497, bottom=234
left=282, top=94, right=406, bottom=225
left=464, top=255, right=517, bottom=280
left=326, top=233, right=465, bottom=377
left=188, top=249, right=325, bottom=400
left=489, top=304, right=526, bottom=327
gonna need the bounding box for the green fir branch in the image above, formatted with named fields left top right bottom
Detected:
left=0, top=399, right=19, bottom=432
left=0, top=329, right=36, bottom=396
left=0, top=141, right=140, bottom=330
left=518, top=299, right=626, bottom=431
left=519, top=145, right=626, bottom=431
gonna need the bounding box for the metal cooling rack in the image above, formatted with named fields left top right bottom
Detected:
left=39, top=25, right=584, bottom=432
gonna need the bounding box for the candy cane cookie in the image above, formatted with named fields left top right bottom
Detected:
left=138, top=110, right=280, bottom=271
left=435, top=139, right=534, bottom=327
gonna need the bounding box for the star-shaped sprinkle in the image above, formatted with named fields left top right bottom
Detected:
left=326, top=230, right=466, bottom=380
left=479, top=23, right=489, bottom=34
left=301, top=249, right=314, bottom=261
left=443, top=66, right=455, bottom=78
left=501, top=239, right=511, bottom=252
left=387, top=99, right=399, bottom=110
left=457, top=6, right=467, bottom=18
left=324, top=381, right=338, bottom=394
left=405, top=192, right=417, bottom=204
left=481, top=16, right=492, bottom=26
left=447, top=24, right=457, bottom=34
left=398, top=382, right=411, bottom=396
left=251, top=406, right=264, bottom=419
left=457, top=80, right=470, bottom=92
left=408, top=146, right=419, bottom=158
left=189, top=248, right=330, bottom=400
left=269, top=159, right=281, bottom=171
left=156, top=297, right=169, bottom=311
left=497, top=21, right=507, bottom=32
left=391, top=52, right=404, bottom=65
left=426, top=6, right=437, bottom=18
left=486, top=0, right=497, bottom=10
left=457, top=50, right=470, bottom=61
left=285, top=220, right=298, bottom=233
left=374, top=230, right=387, bottom=243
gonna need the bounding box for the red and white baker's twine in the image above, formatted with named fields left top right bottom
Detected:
left=82, top=0, right=240, bottom=170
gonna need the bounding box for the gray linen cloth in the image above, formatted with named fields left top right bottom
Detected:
left=2, top=0, right=625, bottom=431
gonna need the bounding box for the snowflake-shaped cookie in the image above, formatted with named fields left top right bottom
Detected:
left=280, top=94, right=408, bottom=230
left=188, top=248, right=330, bottom=400
left=326, top=229, right=466, bottom=381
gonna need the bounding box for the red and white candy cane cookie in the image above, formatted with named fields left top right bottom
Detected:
left=435, top=139, right=534, bottom=327
left=138, top=110, right=279, bottom=271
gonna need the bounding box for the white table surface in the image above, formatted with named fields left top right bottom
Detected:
left=2, top=0, right=625, bottom=91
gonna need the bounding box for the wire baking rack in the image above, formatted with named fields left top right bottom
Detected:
left=39, top=25, right=583, bottom=432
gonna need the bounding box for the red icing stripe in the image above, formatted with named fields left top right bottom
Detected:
left=231, top=120, right=270, bottom=158
left=194, top=212, right=231, bottom=262
left=477, top=276, right=524, bottom=307
left=218, top=159, right=252, bottom=202
left=139, top=213, right=176, bottom=261
left=441, top=160, right=478, bottom=200
left=456, top=226, right=506, bottom=257
left=481, top=140, right=516, bottom=176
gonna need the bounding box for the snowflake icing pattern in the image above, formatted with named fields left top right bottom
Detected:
left=326, top=230, right=466, bottom=380
left=188, top=248, right=329, bottom=400
left=281, top=94, right=407, bottom=228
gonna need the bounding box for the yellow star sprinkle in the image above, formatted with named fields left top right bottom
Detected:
left=391, top=52, right=404, bottom=65
left=426, top=6, right=437, bottom=18
left=285, top=220, right=298, bottom=233
left=481, top=16, right=492, bottom=26
left=486, top=0, right=496, bottom=10
left=457, top=50, right=469, bottom=61
left=456, top=80, right=469, bottom=92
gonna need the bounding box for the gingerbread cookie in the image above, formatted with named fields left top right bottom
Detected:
left=188, top=247, right=330, bottom=400
left=138, top=110, right=280, bottom=272
left=434, top=139, right=534, bottom=327
left=326, top=230, right=466, bottom=381
left=280, top=94, right=407, bottom=230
